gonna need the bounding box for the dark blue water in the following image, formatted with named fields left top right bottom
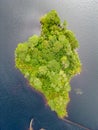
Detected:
left=0, top=0, right=98, bottom=130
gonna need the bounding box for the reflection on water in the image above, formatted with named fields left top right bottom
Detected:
left=74, top=88, right=83, bottom=95
left=0, top=0, right=98, bottom=130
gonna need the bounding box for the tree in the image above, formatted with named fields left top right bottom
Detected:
left=15, top=10, right=81, bottom=118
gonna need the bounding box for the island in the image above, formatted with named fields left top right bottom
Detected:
left=15, top=10, right=81, bottom=118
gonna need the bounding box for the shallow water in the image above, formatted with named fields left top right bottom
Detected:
left=0, top=0, right=98, bottom=130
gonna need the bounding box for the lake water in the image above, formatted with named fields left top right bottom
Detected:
left=0, top=0, right=98, bottom=130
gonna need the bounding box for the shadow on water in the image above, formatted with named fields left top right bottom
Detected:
left=0, top=0, right=98, bottom=130
left=0, top=62, right=90, bottom=130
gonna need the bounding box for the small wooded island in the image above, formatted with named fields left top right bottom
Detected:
left=15, top=10, right=81, bottom=118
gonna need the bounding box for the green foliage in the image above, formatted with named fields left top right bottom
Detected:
left=15, top=10, right=81, bottom=118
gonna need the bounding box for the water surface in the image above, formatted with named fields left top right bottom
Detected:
left=0, top=0, right=98, bottom=130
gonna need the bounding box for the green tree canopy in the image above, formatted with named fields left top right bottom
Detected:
left=15, top=10, right=81, bottom=118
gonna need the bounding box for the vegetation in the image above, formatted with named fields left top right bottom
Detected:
left=15, top=10, right=81, bottom=118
